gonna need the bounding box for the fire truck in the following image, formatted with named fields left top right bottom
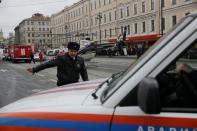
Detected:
left=7, top=44, right=32, bottom=63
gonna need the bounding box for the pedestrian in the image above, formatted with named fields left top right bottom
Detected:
left=27, top=42, right=88, bottom=86
left=30, top=49, right=35, bottom=64
left=39, top=50, right=44, bottom=64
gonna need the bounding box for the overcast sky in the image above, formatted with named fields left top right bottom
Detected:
left=0, top=0, right=79, bottom=38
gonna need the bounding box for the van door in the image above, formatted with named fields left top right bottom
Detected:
left=111, top=106, right=197, bottom=131
left=111, top=41, right=197, bottom=131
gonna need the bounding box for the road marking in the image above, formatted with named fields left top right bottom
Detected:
left=36, top=73, right=45, bottom=77
left=0, top=69, right=8, bottom=72
left=50, top=79, right=57, bottom=83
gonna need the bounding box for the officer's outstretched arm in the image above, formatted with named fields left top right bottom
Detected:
left=32, top=58, right=59, bottom=73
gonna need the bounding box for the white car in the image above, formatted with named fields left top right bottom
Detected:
left=34, top=52, right=46, bottom=61
left=0, top=14, right=196, bottom=130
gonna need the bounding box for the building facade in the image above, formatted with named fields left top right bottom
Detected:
left=15, top=13, right=51, bottom=48
left=50, top=0, right=196, bottom=48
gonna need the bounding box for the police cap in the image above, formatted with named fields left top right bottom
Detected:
left=67, top=42, right=80, bottom=51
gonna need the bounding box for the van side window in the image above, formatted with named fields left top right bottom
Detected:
left=156, top=41, right=197, bottom=111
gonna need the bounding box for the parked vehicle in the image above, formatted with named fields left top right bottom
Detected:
left=34, top=52, right=46, bottom=61
left=0, top=14, right=196, bottom=131
left=95, top=43, right=115, bottom=55
left=46, top=48, right=63, bottom=56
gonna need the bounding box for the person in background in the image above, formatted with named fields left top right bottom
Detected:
left=30, top=49, right=35, bottom=64
left=27, top=42, right=88, bottom=86
left=39, top=50, right=44, bottom=64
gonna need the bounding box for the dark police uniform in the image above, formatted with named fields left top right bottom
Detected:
left=32, top=53, right=88, bottom=86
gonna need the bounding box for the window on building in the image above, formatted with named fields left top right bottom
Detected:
left=127, top=25, right=130, bottom=35
left=42, top=22, right=45, bottom=25
left=28, top=27, right=30, bottom=31
left=151, top=20, right=155, bottom=32
left=28, top=33, right=30, bottom=37
left=43, top=28, right=45, bottom=31
left=172, top=15, right=177, bottom=26
left=172, top=0, right=176, bottom=5
left=134, top=23, right=138, bottom=34
left=31, top=22, right=34, bottom=25
left=105, top=29, right=107, bottom=38
left=86, top=5, right=88, bottom=13
left=94, top=1, right=97, bottom=9
left=120, top=8, right=123, bottom=18
left=104, top=0, right=106, bottom=5
left=142, top=1, right=145, bottom=13
left=161, top=17, right=165, bottom=31
left=109, top=0, right=111, bottom=4
left=161, top=0, right=165, bottom=8
left=104, top=14, right=106, bottom=23
left=90, top=3, right=92, bottom=11
left=82, top=7, right=84, bottom=14
left=109, top=12, right=112, bottom=22
left=95, top=17, right=98, bottom=25
left=134, top=3, right=138, bottom=15
left=86, top=19, right=89, bottom=27
left=32, top=33, right=34, bottom=37
left=114, top=10, right=117, bottom=20
left=151, top=0, right=155, bottom=10
left=91, top=18, right=93, bottom=26
left=28, top=39, right=31, bottom=43
left=39, top=28, right=41, bottom=31
left=109, top=28, right=112, bottom=37
left=99, top=0, right=101, bottom=7
left=142, top=22, right=146, bottom=33
left=95, top=31, right=97, bottom=39
left=121, top=26, right=124, bottom=34
left=32, top=28, right=34, bottom=31
left=127, top=6, right=130, bottom=17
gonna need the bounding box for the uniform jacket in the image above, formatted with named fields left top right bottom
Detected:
left=33, top=53, right=88, bottom=86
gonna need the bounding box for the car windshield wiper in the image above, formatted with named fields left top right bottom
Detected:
left=91, top=71, right=124, bottom=99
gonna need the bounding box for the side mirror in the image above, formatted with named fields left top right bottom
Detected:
left=138, top=78, right=161, bottom=114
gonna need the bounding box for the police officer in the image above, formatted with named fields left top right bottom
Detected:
left=27, top=42, right=88, bottom=86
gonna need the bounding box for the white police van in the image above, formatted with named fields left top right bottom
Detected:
left=0, top=14, right=196, bottom=131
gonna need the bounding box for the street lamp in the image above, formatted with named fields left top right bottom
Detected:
left=96, top=12, right=102, bottom=44
left=50, top=30, right=52, bottom=49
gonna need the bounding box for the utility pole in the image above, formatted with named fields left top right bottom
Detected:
left=160, top=0, right=164, bottom=36
left=96, top=12, right=102, bottom=44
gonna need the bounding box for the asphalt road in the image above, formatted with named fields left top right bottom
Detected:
left=0, top=57, right=135, bottom=107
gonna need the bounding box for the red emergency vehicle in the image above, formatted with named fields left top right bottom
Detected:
left=8, top=44, right=32, bottom=63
